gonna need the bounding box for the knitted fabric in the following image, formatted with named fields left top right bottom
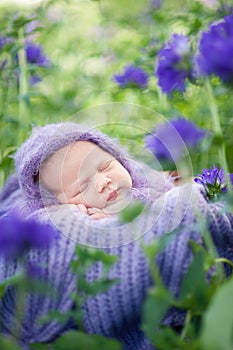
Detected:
left=0, top=122, right=233, bottom=350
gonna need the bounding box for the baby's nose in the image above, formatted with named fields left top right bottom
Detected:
left=95, top=173, right=111, bottom=192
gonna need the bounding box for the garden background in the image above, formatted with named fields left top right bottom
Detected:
left=1, top=0, right=233, bottom=349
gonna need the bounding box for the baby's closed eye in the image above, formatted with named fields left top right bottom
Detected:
left=100, top=159, right=114, bottom=172
left=79, top=181, right=89, bottom=192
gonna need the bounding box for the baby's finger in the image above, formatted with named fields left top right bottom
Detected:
left=89, top=212, right=111, bottom=220
left=87, top=207, right=101, bottom=215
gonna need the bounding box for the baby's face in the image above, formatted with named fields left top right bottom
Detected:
left=40, top=141, right=132, bottom=209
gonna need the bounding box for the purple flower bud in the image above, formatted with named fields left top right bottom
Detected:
left=113, top=64, right=148, bottom=89
left=25, top=42, right=50, bottom=67
left=194, top=165, right=228, bottom=199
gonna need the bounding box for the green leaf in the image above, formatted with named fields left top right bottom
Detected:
left=71, top=246, right=118, bottom=273
left=120, top=201, right=145, bottom=222
left=38, top=310, right=76, bottom=326
left=0, top=336, right=21, bottom=350
left=200, top=276, right=233, bottom=350
left=51, top=331, right=122, bottom=350
left=0, top=273, right=24, bottom=299
left=189, top=240, right=215, bottom=272
left=78, top=277, right=119, bottom=296
left=142, top=286, right=173, bottom=342
left=143, top=230, right=177, bottom=259
left=151, top=327, right=186, bottom=350
left=3, top=146, right=16, bottom=158
left=179, top=250, right=208, bottom=311
left=30, top=343, right=50, bottom=350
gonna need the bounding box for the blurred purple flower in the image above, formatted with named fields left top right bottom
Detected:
left=26, top=18, right=40, bottom=35
left=156, top=34, right=192, bottom=94
left=113, top=64, right=148, bottom=88
left=26, top=42, right=50, bottom=67
left=145, top=117, right=207, bottom=163
left=196, top=15, right=233, bottom=84
left=0, top=36, right=11, bottom=71
left=0, top=36, right=50, bottom=85
left=230, top=173, right=233, bottom=185
left=194, top=165, right=227, bottom=199
left=151, top=0, right=163, bottom=9
left=0, top=35, right=6, bottom=50
left=0, top=213, right=57, bottom=259
left=30, top=75, right=42, bottom=85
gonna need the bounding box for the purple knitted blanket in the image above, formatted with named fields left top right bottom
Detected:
left=1, top=123, right=233, bottom=350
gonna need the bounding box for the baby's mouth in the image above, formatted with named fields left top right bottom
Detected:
left=107, top=190, right=118, bottom=202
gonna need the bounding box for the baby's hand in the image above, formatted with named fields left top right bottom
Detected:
left=87, top=207, right=112, bottom=220
left=76, top=204, right=88, bottom=214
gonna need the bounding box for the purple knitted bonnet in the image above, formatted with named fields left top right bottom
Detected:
left=14, top=122, right=140, bottom=200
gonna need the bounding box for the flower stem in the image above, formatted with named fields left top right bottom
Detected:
left=204, top=79, right=231, bottom=190
left=18, top=27, right=29, bottom=145
left=215, top=257, right=233, bottom=270
left=180, top=310, right=192, bottom=341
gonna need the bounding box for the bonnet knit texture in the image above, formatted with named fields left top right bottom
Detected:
left=0, top=122, right=233, bottom=350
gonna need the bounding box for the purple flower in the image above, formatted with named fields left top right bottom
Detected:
left=0, top=36, right=12, bottom=70
left=25, top=18, right=40, bottom=35
left=145, top=117, right=207, bottom=163
left=194, top=165, right=227, bottom=199
left=196, top=15, right=233, bottom=84
left=26, top=42, right=50, bottom=67
left=113, top=64, right=148, bottom=88
left=151, top=0, right=163, bottom=9
left=30, top=75, right=42, bottom=85
left=230, top=173, right=233, bottom=185
left=156, top=34, right=192, bottom=94
left=0, top=213, right=57, bottom=259
left=0, top=35, right=6, bottom=50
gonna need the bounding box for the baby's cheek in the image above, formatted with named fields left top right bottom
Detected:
left=57, top=192, right=69, bottom=204
left=81, top=186, right=109, bottom=209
